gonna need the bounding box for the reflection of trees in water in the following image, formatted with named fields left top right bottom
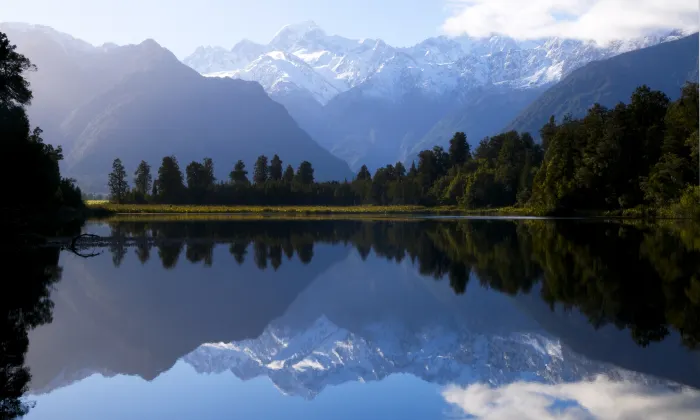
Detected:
left=1, top=245, right=63, bottom=419
left=108, top=220, right=700, bottom=349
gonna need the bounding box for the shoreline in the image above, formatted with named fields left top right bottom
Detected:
left=86, top=203, right=696, bottom=220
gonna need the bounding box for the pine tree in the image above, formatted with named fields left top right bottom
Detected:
left=203, top=158, right=215, bottom=184
left=357, top=165, right=372, bottom=181
left=229, top=160, right=250, bottom=185
left=408, top=161, right=418, bottom=178
left=133, top=160, right=152, bottom=195
left=448, top=132, right=470, bottom=167
left=253, top=155, right=269, bottom=184
left=395, top=162, right=406, bottom=179
left=270, top=154, right=283, bottom=181
left=108, top=158, right=129, bottom=203
left=295, top=161, right=315, bottom=185
left=157, top=156, right=185, bottom=203
left=283, top=164, right=295, bottom=183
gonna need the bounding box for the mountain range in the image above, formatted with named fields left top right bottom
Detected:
left=184, top=22, right=696, bottom=170
left=1, top=23, right=354, bottom=190
left=2, top=21, right=697, bottom=186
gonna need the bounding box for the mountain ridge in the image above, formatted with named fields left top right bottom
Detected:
left=0, top=23, right=355, bottom=188
left=506, top=33, right=700, bottom=137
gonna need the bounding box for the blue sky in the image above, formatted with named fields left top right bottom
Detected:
left=2, top=0, right=697, bottom=58
left=0, top=0, right=451, bottom=57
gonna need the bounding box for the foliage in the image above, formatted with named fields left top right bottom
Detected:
left=133, top=160, right=152, bottom=197
left=107, top=158, right=129, bottom=204
left=156, top=156, right=185, bottom=203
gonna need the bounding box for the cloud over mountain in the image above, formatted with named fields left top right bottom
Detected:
left=443, top=0, right=698, bottom=44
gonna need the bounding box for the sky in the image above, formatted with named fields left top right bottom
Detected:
left=1, top=0, right=697, bottom=58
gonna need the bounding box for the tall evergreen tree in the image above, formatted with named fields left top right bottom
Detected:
left=229, top=160, right=250, bottom=185
left=283, top=164, right=295, bottom=183
left=357, top=165, right=372, bottom=181
left=253, top=155, right=269, bottom=184
left=448, top=132, right=470, bottom=167
left=157, top=156, right=185, bottom=203
left=270, top=154, right=283, bottom=181
left=133, top=160, right=152, bottom=195
left=108, top=158, right=129, bottom=203
left=203, top=157, right=215, bottom=184
left=395, top=162, right=406, bottom=179
left=295, top=161, right=315, bottom=185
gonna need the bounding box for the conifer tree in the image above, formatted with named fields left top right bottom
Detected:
left=108, top=158, right=129, bottom=203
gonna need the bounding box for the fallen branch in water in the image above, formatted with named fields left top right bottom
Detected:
left=65, top=233, right=103, bottom=258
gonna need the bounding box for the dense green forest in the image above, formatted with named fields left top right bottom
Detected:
left=104, top=219, right=700, bottom=350
left=107, top=84, right=699, bottom=217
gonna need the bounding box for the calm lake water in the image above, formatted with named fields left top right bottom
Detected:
left=5, top=218, right=700, bottom=419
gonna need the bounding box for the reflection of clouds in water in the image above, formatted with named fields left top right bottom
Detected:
left=442, top=375, right=700, bottom=420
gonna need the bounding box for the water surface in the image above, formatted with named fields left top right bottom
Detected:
left=5, top=218, right=700, bottom=419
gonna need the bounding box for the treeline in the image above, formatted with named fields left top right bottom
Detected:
left=103, top=219, right=700, bottom=349
left=106, top=83, right=699, bottom=215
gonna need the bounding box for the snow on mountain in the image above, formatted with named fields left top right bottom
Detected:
left=207, top=51, right=342, bottom=104
left=183, top=314, right=670, bottom=400
left=182, top=23, right=685, bottom=105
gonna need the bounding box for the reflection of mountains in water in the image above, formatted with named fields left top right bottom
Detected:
left=26, top=219, right=700, bottom=398
left=26, top=242, right=350, bottom=394
left=183, top=253, right=693, bottom=399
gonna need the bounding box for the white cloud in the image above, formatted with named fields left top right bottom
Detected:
left=442, top=0, right=699, bottom=43
left=442, top=375, right=700, bottom=419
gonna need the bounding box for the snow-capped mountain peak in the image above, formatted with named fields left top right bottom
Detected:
left=182, top=22, right=686, bottom=105
left=270, top=20, right=326, bottom=49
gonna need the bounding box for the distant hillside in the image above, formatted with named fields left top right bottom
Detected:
left=506, top=33, right=699, bottom=137
left=1, top=24, right=354, bottom=190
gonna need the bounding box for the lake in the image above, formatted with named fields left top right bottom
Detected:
left=4, top=217, right=700, bottom=419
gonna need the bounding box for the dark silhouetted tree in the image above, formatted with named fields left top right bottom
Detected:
left=283, top=164, right=295, bottom=183
left=108, top=158, right=129, bottom=203
left=229, top=160, right=250, bottom=185
left=157, top=156, right=185, bottom=203
left=448, top=131, right=470, bottom=167
left=133, top=160, right=152, bottom=196
left=295, top=161, right=314, bottom=185
left=253, top=155, right=269, bottom=184
left=270, top=154, right=283, bottom=181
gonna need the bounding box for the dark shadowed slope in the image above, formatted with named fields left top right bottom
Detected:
left=1, top=24, right=353, bottom=190
left=506, top=33, right=699, bottom=138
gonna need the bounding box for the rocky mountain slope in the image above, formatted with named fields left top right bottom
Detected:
left=507, top=33, right=700, bottom=137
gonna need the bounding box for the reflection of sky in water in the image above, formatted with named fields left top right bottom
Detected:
left=21, top=220, right=700, bottom=419
left=25, top=365, right=700, bottom=420
left=25, top=363, right=449, bottom=420
left=443, top=377, right=700, bottom=419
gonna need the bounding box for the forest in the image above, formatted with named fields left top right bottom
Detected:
left=106, top=83, right=699, bottom=217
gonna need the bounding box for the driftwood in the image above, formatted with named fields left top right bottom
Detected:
left=64, top=233, right=103, bottom=258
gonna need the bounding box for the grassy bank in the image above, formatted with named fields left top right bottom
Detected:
left=86, top=202, right=698, bottom=220
left=85, top=202, right=555, bottom=217
left=87, top=203, right=463, bottom=215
